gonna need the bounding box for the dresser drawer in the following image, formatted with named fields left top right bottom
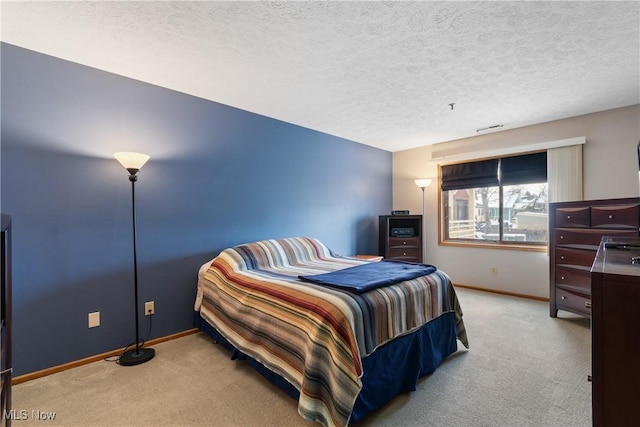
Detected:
left=555, top=266, right=591, bottom=292
left=555, top=229, right=638, bottom=247
left=555, top=229, right=603, bottom=247
left=388, top=237, right=420, bottom=249
left=555, top=207, right=590, bottom=228
left=591, top=205, right=639, bottom=228
left=555, top=247, right=596, bottom=268
left=556, top=288, right=591, bottom=315
left=388, top=247, right=420, bottom=259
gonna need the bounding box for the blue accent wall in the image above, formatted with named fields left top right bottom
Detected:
left=0, top=43, right=392, bottom=376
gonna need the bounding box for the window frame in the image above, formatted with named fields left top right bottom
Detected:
left=438, top=152, right=548, bottom=252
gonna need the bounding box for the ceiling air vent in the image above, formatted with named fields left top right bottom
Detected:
left=476, top=124, right=505, bottom=133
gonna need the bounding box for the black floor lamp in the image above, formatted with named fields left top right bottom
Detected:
left=414, top=178, right=432, bottom=263
left=114, top=151, right=155, bottom=366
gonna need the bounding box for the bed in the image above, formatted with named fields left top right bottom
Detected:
left=194, top=237, right=468, bottom=427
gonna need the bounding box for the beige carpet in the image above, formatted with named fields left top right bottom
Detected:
left=12, top=288, right=591, bottom=426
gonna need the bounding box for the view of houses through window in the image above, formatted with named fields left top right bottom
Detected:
left=442, top=153, right=548, bottom=246
left=444, top=183, right=548, bottom=243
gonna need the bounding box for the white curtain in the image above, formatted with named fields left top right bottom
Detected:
left=547, top=144, right=583, bottom=203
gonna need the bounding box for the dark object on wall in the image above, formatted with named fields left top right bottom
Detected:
left=548, top=197, right=640, bottom=318
left=114, top=153, right=155, bottom=367
left=391, top=210, right=410, bottom=215
left=591, top=236, right=640, bottom=427
left=1, top=214, right=12, bottom=427
left=379, top=215, right=422, bottom=263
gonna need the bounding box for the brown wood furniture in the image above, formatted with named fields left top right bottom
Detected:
left=1, top=214, right=12, bottom=427
left=591, top=236, right=640, bottom=427
left=378, top=215, right=422, bottom=263
left=549, top=197, right=640, bottom=318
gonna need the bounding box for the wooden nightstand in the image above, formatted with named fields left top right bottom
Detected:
left=378, top=215, right=423, bottom=263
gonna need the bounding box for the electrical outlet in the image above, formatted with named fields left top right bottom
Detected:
left=88, top=311, right=100, bottom=328
left=145, top=301, right=155, bottom=316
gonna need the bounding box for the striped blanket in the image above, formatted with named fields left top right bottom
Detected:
left=194, top=237, right=468, bottom=427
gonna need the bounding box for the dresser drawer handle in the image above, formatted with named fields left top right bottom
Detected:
left=560, top=256, right=565, bottom=260
left=403, top=252, right=407, bottom=256
left=560, top=235, right=564, bottom=239
left=561, top=296, right=567, bottom=300
left=567, top=215, right=571, bottom=219
left=561, top=276, right=565, bottom=280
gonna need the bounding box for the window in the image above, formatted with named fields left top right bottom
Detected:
left=441, top=152, right=548, bottom=247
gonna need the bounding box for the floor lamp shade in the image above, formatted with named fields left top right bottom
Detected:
left=114, top=152, right=155, bottom=366
left=114, top=152, right=150, bottom=176
left=414, top=178, right=432, bottom=189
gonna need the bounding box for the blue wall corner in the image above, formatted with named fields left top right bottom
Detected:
left=0, top=43, right=392, bottom=375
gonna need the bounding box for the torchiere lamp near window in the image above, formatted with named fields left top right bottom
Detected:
left=114, top=152, right=155, bottom=366
left=414, top=179, right=432, bottom=263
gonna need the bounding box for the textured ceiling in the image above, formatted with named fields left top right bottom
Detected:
left=2, top=1, right=639, bottom=152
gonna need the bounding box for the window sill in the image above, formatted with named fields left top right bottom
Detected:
left=439, top=240, right=548, bottom=253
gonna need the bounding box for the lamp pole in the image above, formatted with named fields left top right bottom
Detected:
left=414, top=179, right=432, bottom=264
left=129, top=174, right=143, bottom=359
left=420, top=186, right=426, bottom=263
left=115, top=152, right=155, bottom=366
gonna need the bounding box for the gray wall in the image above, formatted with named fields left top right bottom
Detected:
left=393, top=104, right=640, bottom=299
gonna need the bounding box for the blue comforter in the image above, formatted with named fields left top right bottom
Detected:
left=299, top=259, right=437, bottom=293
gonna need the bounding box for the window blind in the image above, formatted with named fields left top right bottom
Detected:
left=500, top=152, right=547, bottom=185
left=441, top=159, right=499, bottom=191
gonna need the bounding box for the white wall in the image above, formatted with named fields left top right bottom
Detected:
left=392, top=105, right=640, bottom=299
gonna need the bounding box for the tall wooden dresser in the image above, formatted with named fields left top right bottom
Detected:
left=549, top=197, right=640, bottom=318
left=591, top=237, right=640, bottom=427
left=378, top=215, right=423, bottom=263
